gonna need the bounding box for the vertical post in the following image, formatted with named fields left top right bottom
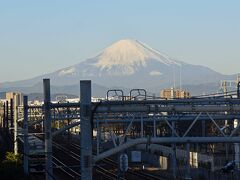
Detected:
left=80, top=80, right=92, bottom=180
left=6, top=101, right=9, bottom=129
left=23, top=96, right=29, bottom=175
left=97, top=119, right=100, bottom=155
left=237, top=82, right=240, bottom=99
left=10, top=98, right=14, bottom=128
left=141, top=115, right=143, bottom=138
left=43, top=79, right=53, bottom=180
left=202, top=120, right=205, bottom=137
left=236, top=82, right=240, bottom=173
left=201, top=119, right=205, bottom=154
left=67, top=104, right=71, bottom=142
left=223, top=81, right=229, bottom=162
left=68, top=117, right=70, bottom=142
left=0, top=110, right=1, bottom=128
left=153, top=114, right=156, bottom=138
left=171, top=121, right=176, bottom=179
left=14, top=95, right=19, bottom=155
left=3, top=102, right=6, bottom=128
left=186, top=143, right=191, bottom=179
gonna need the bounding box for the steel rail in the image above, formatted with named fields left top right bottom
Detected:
left=52, top=156, right=81, bottom=179
left=70, top=143, right=164, bottom=180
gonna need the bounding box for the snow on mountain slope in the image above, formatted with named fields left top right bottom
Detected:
left=94, top=39, right=180, bottom=75
left=50, top=39, right=234, bottom=89
left=58, top=39, right=181, bottom=77
left=0, top=39, right=235, bottom=95
left=95, top=39, right=176, bottom=68
left=58, top=67, right=76, bottom=76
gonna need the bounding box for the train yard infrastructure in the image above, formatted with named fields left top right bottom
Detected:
left=1, top=79, right=240, bottom=179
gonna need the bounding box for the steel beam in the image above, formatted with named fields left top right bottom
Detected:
left=183, top=113, right=202, bottom=137
left=94, top=114, right=240, bottom=123
left=96, top=104, right=240, bottom=113
left=94, top=137, right=240, bottom=162
left=52, top=121, right=80, bottom=137
left=95, top=98, right=240, bottom=106
left=25, top=114, right=240, bottom=125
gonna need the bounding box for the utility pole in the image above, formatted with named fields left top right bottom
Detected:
left=44, top=79, right=53, bottom=180
left=23, top=96, right=29, bottom=175
left=80, top=80, right=92, bottom=180
left=3, top=102, right=5, bottom=128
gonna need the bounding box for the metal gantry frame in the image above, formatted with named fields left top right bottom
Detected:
left=13, top=79, right=240, bottom=180
left=92, top=94, right=240, bottom=179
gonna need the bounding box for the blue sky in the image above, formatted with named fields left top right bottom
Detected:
left=0, top=0, right=240, bottom=82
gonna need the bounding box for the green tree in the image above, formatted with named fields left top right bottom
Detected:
left=0, top=152, right=25, bottom=180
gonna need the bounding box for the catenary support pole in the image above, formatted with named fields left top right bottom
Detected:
left=10, top=98, right=14, bottom=128
left=6, top=100, right=9, bottom=129
left=43, top=79, right=53, bottom=180
left=234, top=98, right=240, bottom=171
left=14, top=95, right=19, bottom=155
left=153, top=115, right=156, bottom=138
left=3, top=102, right=5, bottom=128
left=23, top=96, right=29, bottom=175
left=171, top=121, right=177, bottom=179
left=141, top=115, right=143, bottom=138
left=80, top=80, right=92, bottom=180
left=97, top=119, right=100, bottom=155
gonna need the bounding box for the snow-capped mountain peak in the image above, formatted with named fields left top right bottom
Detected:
left=56, top=39, right=183, bottom=77
left=95, top=39, right=177, bottom=70
left=1, top=39, right=232, bottom=97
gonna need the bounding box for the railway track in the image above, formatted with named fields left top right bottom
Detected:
left=52, top=156, right=81, bottom=179
left=34, top=134, right=166, bottom=179
left=70, top=143, right=165, bottom=180
left=53, top=141, right=122, bottom=180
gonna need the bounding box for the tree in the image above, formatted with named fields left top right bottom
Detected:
left=0, top=152, right=25, bottom=180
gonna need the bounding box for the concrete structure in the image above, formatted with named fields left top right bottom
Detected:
left=160, top=88, right=190, bottom=99
left=80, top=80, right=92, bottom=180
left=12, top=79, right=240, bottom=180
left=23, top=96, right=29, bottom=175
left=43, top=79, right=53, bottom=180
left=6, top=92, right=23, bottom=105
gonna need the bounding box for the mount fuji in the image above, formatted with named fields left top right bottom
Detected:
left=0, top=39, right=235, bottom=96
